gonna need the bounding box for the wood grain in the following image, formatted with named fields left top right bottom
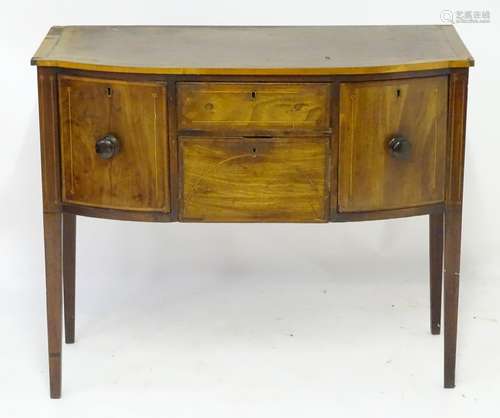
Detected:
left=43, top=212, right=62, bottom=399
left=62, top=204, right=172, bottom=222
left=177, top=82, right=330, bottom=134
left=32, top=25, right=474, bottom=396
left=38, top=67, right=63, bottom=399
left=31, top=26, right=474, bottom=75
left=443, top=69, right=468, bottom=388
left=338, top=76, right=448, bottom=212
left=430, top=212, right=444, bottom=335
left=38, top=68, right=61, bottom=213
left=333, top=203, right=443, bottom=222
left=180, top=137, right=329, bottom=222
left=62, top=212, right=76, bottom=344
left=58, top=75, right=169, bottom=211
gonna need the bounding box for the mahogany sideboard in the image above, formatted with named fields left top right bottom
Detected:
left=32, top=25, right=474, bottom=398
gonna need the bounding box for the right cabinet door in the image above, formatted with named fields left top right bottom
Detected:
left=338, top=76, right=448, bottom=212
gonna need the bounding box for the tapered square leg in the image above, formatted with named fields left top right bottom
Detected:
left=443, top=206, right=462, bottom=388
left=429, top=212, right=444, bottom=335
left=63, top=213, right=76, bottom=344
left=38, top=67, right=64, bottom=398
left=43, top=211, right=63, bottom=398
left=442, top=69, right=468, bottom=388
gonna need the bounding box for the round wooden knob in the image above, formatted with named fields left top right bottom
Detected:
left=95, top=134, right=120, bottom=160
left=388, top=136, right=411, bottom=160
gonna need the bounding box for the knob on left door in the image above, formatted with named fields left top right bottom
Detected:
left=95, top=134, right=120, bottom=160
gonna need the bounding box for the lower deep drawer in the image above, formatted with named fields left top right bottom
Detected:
left=179, top=137, right=330, bottom=221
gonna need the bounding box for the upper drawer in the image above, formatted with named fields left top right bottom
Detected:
left=177, top=82, right=331, bottom=134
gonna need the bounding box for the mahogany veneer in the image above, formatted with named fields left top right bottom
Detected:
left=32, top=25, right=473, bottom=397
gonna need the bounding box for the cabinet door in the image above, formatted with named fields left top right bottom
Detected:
left=58, top=75, right=169, bottom=212
left=180, top=137, right=329, bottom=222
left=338, top=76, right=448, bottom=212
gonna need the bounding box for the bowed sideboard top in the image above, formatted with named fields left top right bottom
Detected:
left=32, top=25, right=474, bottom=75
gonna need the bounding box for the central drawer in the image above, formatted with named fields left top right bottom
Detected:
left=179, top=137, right=329, bottom=222
left=177, top=82, right=331, bottom=135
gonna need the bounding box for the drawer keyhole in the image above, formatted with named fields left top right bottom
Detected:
left=106, top=87, right=112, bottom=97
left=251, top=91, right=256, bottom=100
left=396, top=88, right=401, bottom=98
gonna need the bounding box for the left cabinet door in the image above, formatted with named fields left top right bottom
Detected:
left=58, top=75, right=169, bottom=212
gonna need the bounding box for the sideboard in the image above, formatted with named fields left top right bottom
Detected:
left=31, top=25, right=474, bottom=397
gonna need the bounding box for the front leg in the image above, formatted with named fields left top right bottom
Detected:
left=443, top=69, right=468, bottom=388
left=38, top=67, right=64, bottom=398
left=443, top=205, right=462, bottom=388
left=43, top=211, right=63, bottom=398
left=429, top=212, right=444, bottom=335
left=63, top=213, right=76, bottom=344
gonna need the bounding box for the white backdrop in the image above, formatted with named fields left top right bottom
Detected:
left=1, top=0, right=499, bottom=417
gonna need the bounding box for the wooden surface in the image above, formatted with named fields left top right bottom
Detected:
left=43, top=212, right=62, bottom=399
left=33, top=24, right=473, bottom=394
left=430, top=212, right=444, bottom=335
left=38, top=68, right=61, bottom=213
left=38, top=68, right=63, bottom=399
left=443, top=69, right=468, bottom=388
left=58, top=75, right=169, bottom=211
left=338, top=76, right=448, bottom=212
left=62, top=213, right=76, bottom=344
left=180, top=137, right=329, bottom=221
left=31, top=26, right=474, bottom=75
left=178, top=82, right=331, bottom=134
